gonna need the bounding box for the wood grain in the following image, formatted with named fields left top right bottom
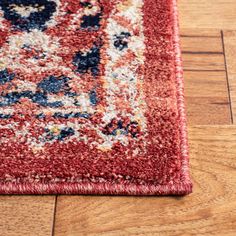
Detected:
left=54, top=126, right=236, bottom=236
left=0, top=196, right=55, bottom=236
left=180, top=30, right=225, bottom=71
left=223, top=30, right=236, bottom=123
left=179, top=0, right=236, bottom=30
left=182, top=53, right=225, bottom=71
left=181, top=32, right=222, bottom=53
left=180, top=29, right=221, bottom=38
left=184, top=71, right=231, bottom=125
left=180, top=31, right=231, bottom=124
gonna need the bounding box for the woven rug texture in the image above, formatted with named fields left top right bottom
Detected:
left=0, top=0, right=192, bottom=195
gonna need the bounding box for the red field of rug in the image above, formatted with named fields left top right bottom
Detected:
left=0, top=0, right=192, bottom=195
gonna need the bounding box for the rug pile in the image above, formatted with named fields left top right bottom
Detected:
left=0, top=0, right=192, bottom=195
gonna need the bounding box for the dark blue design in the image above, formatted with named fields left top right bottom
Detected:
left=0, top=92, right=22, bottom=107
left=0, top=114, right=12, bottom=119
left=80, top=1, right=92, bottom=8
left=53, top=112, right=90, bottom=119
left=0, top=69, right=15, bottom=85
left=126, top=121, right=139, bottom=138
left=65, top=91, right=77, bottom=97
left=89, top=90, right=97, bottom=105
left=36, top=113, right=46, bottom=119
left=37, top=76, right=70, bottom=94
left=81, top=13, right=101, bottom=29
left=45, top=127, right=75, bottom=141
left=117, top=120, right=123, bottom=129
left=114, top=32, right=131, bottom=51
left=0, top=72, right=95, bottom=119
left=102, top=120, right=139, bottom=137
left=58, top=127, right=75, bottom=140
left=0, top=90, right=63, bottom=108
left=80, top=1, right=101, bottom=29
left=73, top=45, right=100, bottom=76
left=36, top=112, right=90, bottom=119
left=0, top=0, right=57, bottom=32
left=31, top=92, right=63, bottom=107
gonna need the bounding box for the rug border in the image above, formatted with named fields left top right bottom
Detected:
left=171, top=0, right=193, bottom=194
left=0, top=0, right=192, bottom=195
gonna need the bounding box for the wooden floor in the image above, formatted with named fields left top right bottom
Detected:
left=1, top=1, right=236, bottom=235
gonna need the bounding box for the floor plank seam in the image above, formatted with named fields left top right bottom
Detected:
left=180, top=34, right=220, bottom=39
left=183, top=69, right=225, bottom=72
left=51, top=196, right=58, bottom=236
left=221, top=30, right=234, bottom=124
left=182, top=51, right=223, bottom=55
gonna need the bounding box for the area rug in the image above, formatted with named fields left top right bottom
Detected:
left=0, top=0, right=192, bottom=195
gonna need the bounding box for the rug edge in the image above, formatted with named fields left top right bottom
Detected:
left=171, top=0, right=193, bottom=193
left=0, top=182, right=192, bottom=195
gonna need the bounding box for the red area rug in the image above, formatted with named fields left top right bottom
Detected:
left=0, top=0, right=192, bottom=195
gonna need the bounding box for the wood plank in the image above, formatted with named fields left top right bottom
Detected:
left=0, top=196, right=55, bottom=236
left=186, top=97, right=231, bottom=125
left=180, top=29, right=221, bottom=38
left=180, top=29, right=231, bottom=124
left=184, top=71, right=231, bottom=125
left=179, top=0, right=236, bottom=30
left=182, top=53, right=225, bottom=71
left=180, top=29, right=225, bottom=71
left=181, top=32, right=222, bottom=53
left=54, top=126, right=236, bottom=236
left=185, top=71, right=229, bottom=97
left=223, top=30, right=236, bottom=123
